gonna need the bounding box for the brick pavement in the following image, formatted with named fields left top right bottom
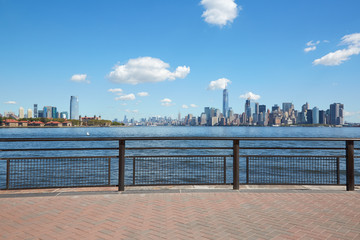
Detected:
left=1, top=189, right=360, bottom=240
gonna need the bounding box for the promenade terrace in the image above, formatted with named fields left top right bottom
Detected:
left=0, top=137, right=359, bottom=239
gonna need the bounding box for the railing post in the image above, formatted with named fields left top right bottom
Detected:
left=133, top=157, right=136, bottom=185
left=6, top=159, right=10, bottom=190
left=118, top=140, right=125, bottom=191
left=223, top=156, right=227, bottom=184
left=233, top=140, right=239, bottom=190
left=108, top=157, right=111, bottom=186
left=246, top=156, right=249, bottom=184
left=346, top=140, right=354, bottom=191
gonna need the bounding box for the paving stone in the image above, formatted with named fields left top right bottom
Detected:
left=0, top=190, right=360, bottom=239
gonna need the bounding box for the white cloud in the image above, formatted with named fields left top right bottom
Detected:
left=313, top=48, right=360, bottom=66
left=137, top=92, right=149, bottom=97
left=304, top=40, right=320, bottom=52
left=108, top=88, right=123, bottom=93
left=4, top=101, right=16, bottom=104
left=115, top=93, right=136, bottom=101
left=207, top=78, right=231, bottom=90
left=307, top=40, right=320, bottom=46
left=182, top=104, right=198, bottom=109
left=239, top=92, right=261, bottom=101
left=125, top=109, right=139, bottom=113
left=313, top=33, right=360, bottom=66
left=161, top=98, right=172, bottom=103
left=108, top=57, right=190, bottom=85
left=121, top=103, right=128, bottom=106
left=71, top=74, right=90, bottom=83
left=304, top=46, right=316, bottom=52
left=161, top=98, right=174, bottom=107
left=200, top=0, right=240, bottom=27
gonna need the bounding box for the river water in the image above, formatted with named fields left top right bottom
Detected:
left=0, top=126, right=359, bottom=188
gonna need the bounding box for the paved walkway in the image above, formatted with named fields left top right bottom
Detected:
left=1, top=187, right=360, bottom=240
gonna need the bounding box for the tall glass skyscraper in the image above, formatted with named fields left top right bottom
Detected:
left=223, top=89, right=229, bottom=118
left=70, top=96, right=79, bottom=119
left=33, top=104, right=38, bottom=118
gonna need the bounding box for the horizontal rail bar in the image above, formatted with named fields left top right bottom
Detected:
left=0, top=148, right=119, bottom=152
left=1, top=155, right=359, bottom=161
left=1, top=147, right=358, bottom=152
left=122, top=155, right=233, bottom=158
left=0, top=155, right=234, bottom=160
left=0, top=156, right=119, bottom=160
left=1, top=137, right=360, bottom=142
left=242, top=155, right=343, bottom=158
left=126, top=147, right=233, bottom=150
left=125, top=183, right=231, bottom=187
left=6, top=185, right=117, bottom=190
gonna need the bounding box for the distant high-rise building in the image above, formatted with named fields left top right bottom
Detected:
left=245, top=99, right=251, bottom=120
left=319, top=110, right=326, bottom=124
left=52, top=107, right=57, bottom=119
left=312, top=107, right=319, bottom=124
left=60, top=112, right=68, bottom=119
left=259, top=105, right=266, bottom=114
left=43, top=106, right=52, bottom=118
left=307, top=109, right=313, bottom=124
left=215, top=109, right=221, bottom=117
left=254, top=102, right=259, bottom=115
left=19, top=107, right=24, bottom=118
left=253, top=102, right=259, bottom=123
left=282, top=102, right=293, bottom=113
left=70, top=96, right=79, bottom=119
left=34, top=104, right=38, bottom=118
left=272, top=104, right=280, bottom=113
left=27, top=109, right=33, bottom=118
left=330, top=103, right=344, bottom=125
left=200, top=113, right=207, bottom=125
left=38, top=110, right=44, bottom=118
left=302, top=102, right=309, bottom=112
left=223, top=89, right=229, bottom=118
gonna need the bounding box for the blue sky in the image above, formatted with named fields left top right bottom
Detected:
left=1, top=0, right=360, bottom=122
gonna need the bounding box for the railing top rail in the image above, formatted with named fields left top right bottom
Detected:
left=0, top=137, right=360, bottom=142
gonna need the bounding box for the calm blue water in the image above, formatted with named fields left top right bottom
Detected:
left=0, top=126, right=359, bottom=188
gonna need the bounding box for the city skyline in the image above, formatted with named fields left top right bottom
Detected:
left=1, top=91, right=345, bottom=127
left=1, top=1, right=360, bottom=122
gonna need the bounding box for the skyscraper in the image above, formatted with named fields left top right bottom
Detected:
left=60, top=112, right=69, bottom=119
left=312, top=107, right=319, bottom=124
left=52, top=107, right=57, bottom=119
left=34, top=104, right=38, bottom=118
left=70, top=96, right=79, bottom=119
left=259, top=105, right=266, bottom=114
left=330, top=103, right=344, bottom=125
left=319, top=110, right=326, bottom=124
left=43, top=106, right=52, bottom=118
left=27, top=109, right=33, bottom=118
left=253, top=102, right=259, bottom=124
left=307, top=109, right=313, bottom=124
left=19, top=107, right=24, bottom=118
left=223, top=89, right=229, bottom=118
left=245, top=99, right=251, bottom=120
left=282, top=102, right=294, bottom=114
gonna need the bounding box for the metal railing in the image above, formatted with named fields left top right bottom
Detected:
left=0, top=137, right=359, bottom=191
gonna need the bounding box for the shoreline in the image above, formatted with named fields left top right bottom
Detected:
left=0, top=125, right=356, bottom=129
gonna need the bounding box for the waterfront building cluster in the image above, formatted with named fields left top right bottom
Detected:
left=1, top=96, right=117, bottom=127
left=120, top=89, right=345, bottom=127
left=2, top=96, right=79, bottom=120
